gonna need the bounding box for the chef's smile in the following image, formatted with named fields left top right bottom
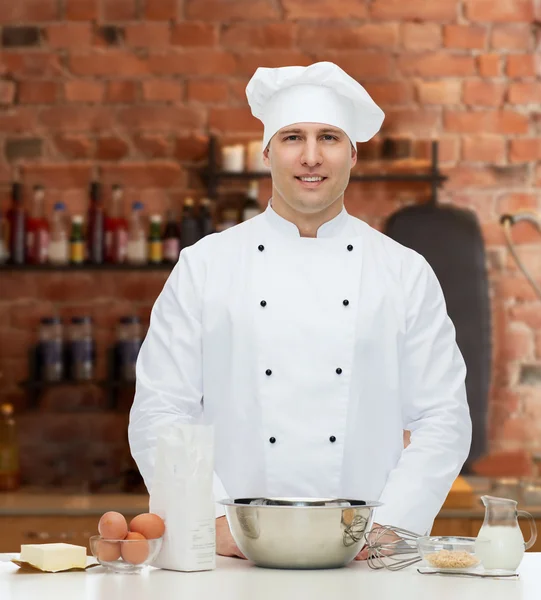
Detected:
left=295, top=174, right=328, bottom=188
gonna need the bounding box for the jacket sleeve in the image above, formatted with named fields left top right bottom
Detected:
left=372, top=253, right=472, bottom=535
left=127, top=248, right=228, bottom=519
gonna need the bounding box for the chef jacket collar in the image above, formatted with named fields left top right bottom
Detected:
left=264, top=200, right=349, bottom=238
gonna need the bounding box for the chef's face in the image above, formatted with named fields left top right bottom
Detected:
left=263, top=122, right=357, bottom=215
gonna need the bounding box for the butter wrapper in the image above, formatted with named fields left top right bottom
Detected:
left=11, top=557, right=99, bottom=573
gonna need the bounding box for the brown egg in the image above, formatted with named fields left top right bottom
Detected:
left=98, top=511, right=128, bottom=540
left=97, top=540, right=121, bottom=562
left=129, top=513, right=165, bottom=539
left=121, top=532, right=149, bottom=565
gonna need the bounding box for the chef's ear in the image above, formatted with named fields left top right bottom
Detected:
left=263, top=144, right=271, bottom=168
left=351, top=144, right=358, bottom=169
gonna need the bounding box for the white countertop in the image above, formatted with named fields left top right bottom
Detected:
left=0, top=553, right=539, bottom=600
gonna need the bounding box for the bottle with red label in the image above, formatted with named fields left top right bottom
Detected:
left=163, top=209, right=180, bottom=263
left=6, top=182, right=26, bottom=265
left=26, top=185, right=49, bottom=265
left=105, top=184, right=128, bottom=264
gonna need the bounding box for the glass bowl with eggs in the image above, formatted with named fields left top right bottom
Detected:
left=90, top=510, right=165, bottom=573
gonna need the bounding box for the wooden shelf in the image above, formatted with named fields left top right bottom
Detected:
left=216, top=170, right=448, bottom=183
left=0, top=262, right=174, bottom=272
left=19, top=380, right=134, bottom=390
left=205, top=136, right=448, bottom=203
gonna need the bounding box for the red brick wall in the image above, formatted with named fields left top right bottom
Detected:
left=1, top=1, right=541, bottom=477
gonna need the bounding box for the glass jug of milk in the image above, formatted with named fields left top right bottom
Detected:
left=474, top=495, right=537, bottom=572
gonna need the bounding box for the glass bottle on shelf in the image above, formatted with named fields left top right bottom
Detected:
left=0, top=403, right=20, bottom=492
left=199, top=198, right=214, bottom=238
left=26, top=185, right=49, bottom=265
left=68, top=316, right=95, bottom=381
left=86, top=181, right=105, bottom=264
left=105, top=184, right=128, bottom=264
left=38, top=316, right=64, bottom=382
left=148, top=215, right=163, bottom=264
left=116, top=316, right=142, bottom=382
left=70, top=215, right=85, bottom=265
left=48, top=202, right=70, bottom=266
left=163, top=209, right=180, bottom=263
left=127, top=201, right=147, bottom=265
left=241, top=180, right=262, bottom=222
left=179, top=197, right=200, bottom=250
left=217, top=207, right=239, bottom=232
left=104, top=185, right=116, bottom=263
left=6, top=182, right=26, bottom=265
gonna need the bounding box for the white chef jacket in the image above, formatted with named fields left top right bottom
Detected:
left=128, top=201, right=472, bottom=535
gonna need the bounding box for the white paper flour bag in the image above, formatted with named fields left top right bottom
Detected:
left=150, top=423, right=216, bottom=571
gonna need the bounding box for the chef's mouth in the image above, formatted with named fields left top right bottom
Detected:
left=294, top=176, right=328, bottom=184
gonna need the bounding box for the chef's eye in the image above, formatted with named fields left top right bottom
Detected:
left=321, top=134, right=338, bottom=141
left=284, top=135, right=301, bottom=141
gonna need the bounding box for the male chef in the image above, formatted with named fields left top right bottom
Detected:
left=128, top=61, right=472, bottom=561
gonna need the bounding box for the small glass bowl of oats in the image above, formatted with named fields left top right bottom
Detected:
left=417, top=536, right=484, bottom=571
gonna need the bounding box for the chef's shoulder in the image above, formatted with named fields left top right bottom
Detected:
left=174, top=217, right=256, bottom=274
left=353, top=216, right=429, bottom=281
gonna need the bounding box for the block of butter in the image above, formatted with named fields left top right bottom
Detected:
left=20, top=543, right=87, bottom=572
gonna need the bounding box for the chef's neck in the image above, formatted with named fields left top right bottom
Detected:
left=270, top=193, right=344, bottom=238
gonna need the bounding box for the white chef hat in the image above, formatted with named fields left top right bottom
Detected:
left=245, top=61, right=385, bottom=150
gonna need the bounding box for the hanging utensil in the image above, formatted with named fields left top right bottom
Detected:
left=500, top=211, right=541, bottom=300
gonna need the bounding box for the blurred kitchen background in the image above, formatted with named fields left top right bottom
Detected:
left=1, top=0, right=541, bottom=546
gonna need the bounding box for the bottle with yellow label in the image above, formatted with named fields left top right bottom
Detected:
left=70, top=215, right=85, bottom=265
left=148, top=215, right=163, bottom=264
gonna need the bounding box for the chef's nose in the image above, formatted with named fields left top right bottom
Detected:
left=300, top=138, right=323, bottom=168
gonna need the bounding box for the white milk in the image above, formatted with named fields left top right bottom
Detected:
left=475, top=525, right=525, bottom=571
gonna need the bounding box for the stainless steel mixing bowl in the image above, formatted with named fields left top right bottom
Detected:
left=219, top=497, right=382, bottom=569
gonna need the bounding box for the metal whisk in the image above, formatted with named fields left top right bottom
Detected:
left=364, top=525, right=423, bottom=571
